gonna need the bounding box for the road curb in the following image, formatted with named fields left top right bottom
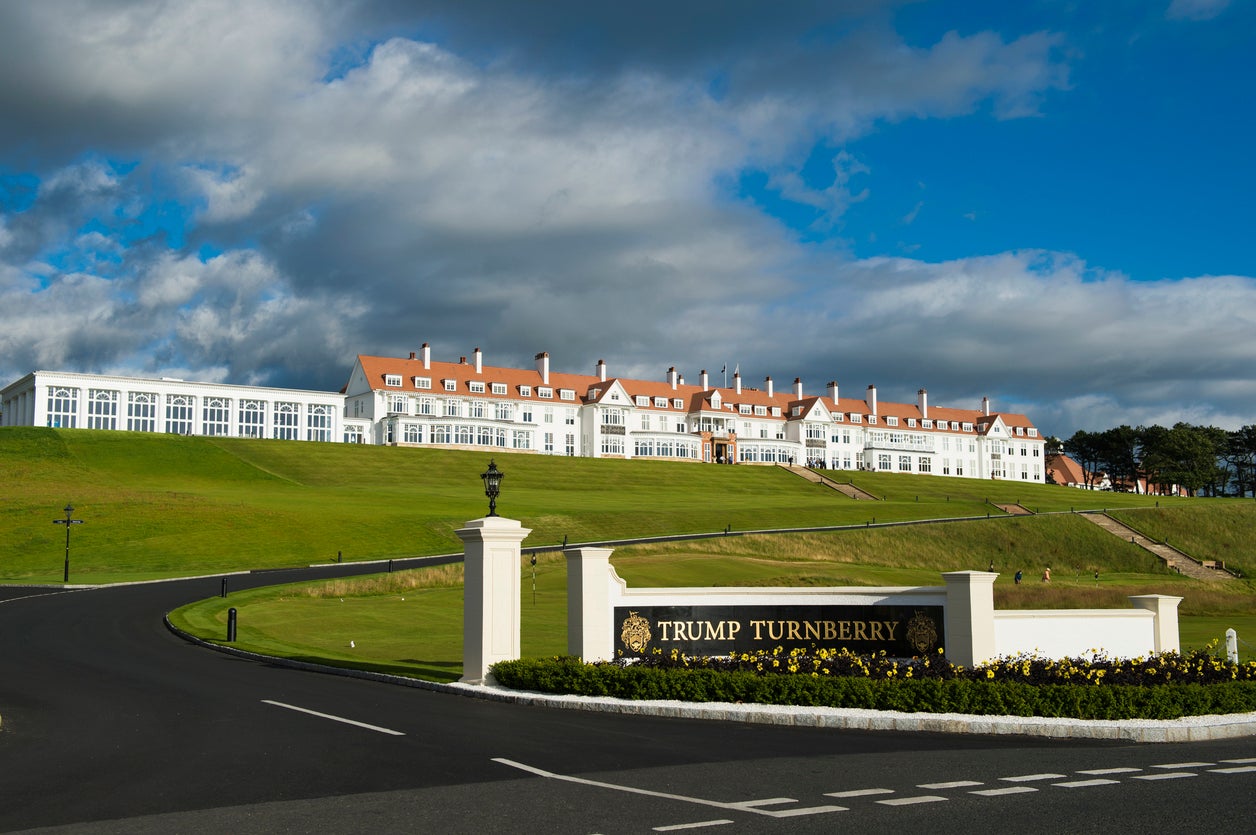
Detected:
left=164, top=617, right=1256, bottom=743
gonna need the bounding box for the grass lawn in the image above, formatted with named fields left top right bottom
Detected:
left=170, top=529, right=1256, bottom=683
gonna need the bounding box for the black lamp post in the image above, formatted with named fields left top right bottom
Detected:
left=480, top=460, right=504, bottom=517
left=52, top=503, right=84, bottom=584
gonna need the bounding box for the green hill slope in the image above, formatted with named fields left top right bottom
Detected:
left=0, top=426, right=1243, bottom=583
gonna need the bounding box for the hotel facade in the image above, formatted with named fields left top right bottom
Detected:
left=1, top=344, right=1047, bottom=482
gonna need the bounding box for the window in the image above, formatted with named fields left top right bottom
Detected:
left=273, top=402, right=300, bottom=440
left=791, top=406, right=801, bottom=417
left=878, top=454, right=891, bottom=471
left=87, top=389, right=118, bottom=430
left=1033, top=447, right=1040, bottom=458
left=543, top=432, right=554, bottom=453
left=432, top=424, right=451, bottom=444
left=754, top=405, right=767, bottom=416
left=538, top=387, right=553, bottom=399
left=919, top=456, right=932, bottom=473
left=641, top=414, right=651, bottom=431
left=512, top=429, right=531, bottom=449
left=389, top=394, right=408, bottom=414
left=602, top=409, right=625, bottom=426
left=851, top=414, right=861, bottom=424
left=202, top=397, right=230, bottom=436
left=887, top=417, right=898, bottom=426
left=521, top=405, right=534, bottom=422
left=495, top=402, right=513, bottom=421
left=564, top=409, right=576, bottom=425
left=654, top=396, right=668, bottom=408
left=867, top=415, right=877, bottom=424
left=455, top=425, right=473, bottom=445
left=469, top=381, right=485, bottom=394
left=565, top=433, right=576, bottom=456
left=478, top=426, right=493, bottom=446
left=1028, top=428, right=1038, bottom=437
left=962, top=422, right=974, bottom=432
left=491, top=383, right=507, bottom=396
left=404, top=424, right=421, bottom=444
left=238, top=399, right=265, bottom=437
left=771, top=407, right=781, bottom=417
left=601, top=435, right=624, bottom=455
left=560, top=389, right=575, bottom=401
left=922, top=419, right=933, bottom=429
left=444, top=400, right=460, bottom=417
left=906, top=419, right=916, bottom=428
left=165, top=395, right=194, bottom=435
left=635, top=395, right=649, bottom=407
left=635, top=438, right=654, bottom=456
left=519, top=385, right=532, bottom=397
left=415, top=376, right=431, bottom=390
left=385, top=374, right=402, bottom=387
left=418, top=397, right=435, bottom=416
left=307, top=404, right=333, bottom=442
left=898, top=455, right=911, bottom=472
left=805, top=424, right=825, bottom=440
left=543, top=406, right=553, bottom=423
left=672, top=398, right=683, bottom=409
left=833, top=412, right=843, bottom=422
left=470, top=400, right=487, bottom=419
left=443, top=379, right=457, bottom=392
left=1015, top=426, right=1024, bottom=436
left=739, top=404, right=751, bottom=415
left=46, top=387, right=79, bottom=428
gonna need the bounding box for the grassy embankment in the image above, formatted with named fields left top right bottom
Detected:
left=5, top=427, right=1252, bottom=682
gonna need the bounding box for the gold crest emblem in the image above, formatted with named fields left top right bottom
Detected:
left=620, top=610, right=652, bottom=653
left=905, top=611, right=939, bottom=654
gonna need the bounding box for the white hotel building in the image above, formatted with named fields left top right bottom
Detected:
left=1, top=344, right=1047, bottom=482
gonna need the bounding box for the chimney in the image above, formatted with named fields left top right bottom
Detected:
left=678, top=373, right=685, bottom=387
left=459, top=356, right=467, bottom=365
left=918, top=388, right=928, bottom=419
left=409, top=351, right=416, bottom=360
left=535, top=352, right=550, bottom=385
left=668, top=366, right=678, bottom=390
left=793, top=377, right=803, bottom=399
left=734, top=371, right=742, bottom=395
left=982, top=396, right=990, bottom=416
left=866, top=384, right=877, bottom=416
left=700, top=369, right=709, bottom=390
left=597, top=359, right=607, bottom=382
left=473, top=347, right=482, bottom=374
left=827, top=381, right=839, bottom=403
left=765, top=376, right=774, bottom=398
left=421, top=343, right=431, bottom=370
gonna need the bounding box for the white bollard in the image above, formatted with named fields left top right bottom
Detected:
left=1226, top=628, right=1239, bottom=664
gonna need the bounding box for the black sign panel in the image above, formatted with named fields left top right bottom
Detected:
left=614, top=604, right=945, bottom=658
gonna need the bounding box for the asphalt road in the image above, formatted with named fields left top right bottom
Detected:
left=1, top=569, right=1253, bottom=833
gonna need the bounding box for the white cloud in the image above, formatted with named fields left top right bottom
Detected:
left=1166, top=0, right=1230, bottom=21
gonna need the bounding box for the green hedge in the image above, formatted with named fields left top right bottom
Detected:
left=491, top=656, right=1256, bottom=720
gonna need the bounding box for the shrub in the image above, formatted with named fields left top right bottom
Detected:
left=489, top=645, right=1256, bottom=720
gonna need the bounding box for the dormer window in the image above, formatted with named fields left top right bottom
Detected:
left=491, top=383, right=507, bottom=395
left=962, top=422, right=974, bottom=432
left=851, top=414, right=862, bottom=423
left=868, top=415, right=877, bottom=424
left=654, top=396, right=668, bottom=408
left=791, top=406, right=801, bottom=417
left=538, top=387, right=553, bottom=399
left=519, top=385, right=532, bottom=397
left=414, top=376, right=431, bottom=390
left=1028, top=428, right=1038, bottom=437
left=635, top=395, right=649, bottom=407
left=886, top=417, right=898, bottom=427
left=739, top=404, right=751, bottom=415
left=560, top=389, right=575, bottom=401
left=384, top=374, right=402, bottom=387
left=906, top=419, right=916, bottom=428
left=833, top=413, right=843, bottom=422
left=771, top=407, right=781, bottom=417
left=443, top=379, right=456, bottom=392
left=922, top=419, right=932, bottom=429
left=672, top=398, right=683, bottom=409
left=469, top=381, right=485, bottom=393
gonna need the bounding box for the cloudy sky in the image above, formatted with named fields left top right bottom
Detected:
left=1, top=0, right=1252, bottom=437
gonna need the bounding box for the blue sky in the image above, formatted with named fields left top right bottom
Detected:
left=0, top=1, right=1252, bottom=437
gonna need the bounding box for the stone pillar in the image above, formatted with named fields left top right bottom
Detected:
left=456, top=516, right=532, bottom=684
left=565, top=547, right=615, bottom=662
left=1129, top=594, right=1183, bottom=654
left=942, top=571, right=998, bottom=667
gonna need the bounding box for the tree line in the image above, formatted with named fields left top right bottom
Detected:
left=1059, top=423, right=1256, bottom=498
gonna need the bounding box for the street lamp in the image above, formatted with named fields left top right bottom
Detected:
left=52, top=503, right=84, bottom=584
left=480, top=460, right=504, bottom=517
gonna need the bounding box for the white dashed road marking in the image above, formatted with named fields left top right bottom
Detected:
left=919, top=780, right=983, bottom=789
left=1053, top=779, right=1120, bottom=789
left=736, top=798, right=797, bottom=808
left=1209, top=766, right=1256, bottom=775
left=1152, top=762, right=1212, bottom=769
left=1132, top=772, right=1197, bottom=781
left=1000, top=773, right=1066, bottom=783
left=970, top=786, right=1038, bottom=797
left=877, top=795, right=947, bottom=806
left=1223, top=758, right=1256, bottom=764
left=1077, top=767, right=1142, bottom=775
left=261, top=700, right=405, bottom=736
left=652, top=821, right=734, bottom=831
left=825, top=788, right=894, bottom=798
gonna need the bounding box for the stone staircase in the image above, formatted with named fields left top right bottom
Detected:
left=1080, top=512, right=1233, bottom=582
left=779, top=465, right=880, bottom=500
left=993, top=503, right=1034, bottom=516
